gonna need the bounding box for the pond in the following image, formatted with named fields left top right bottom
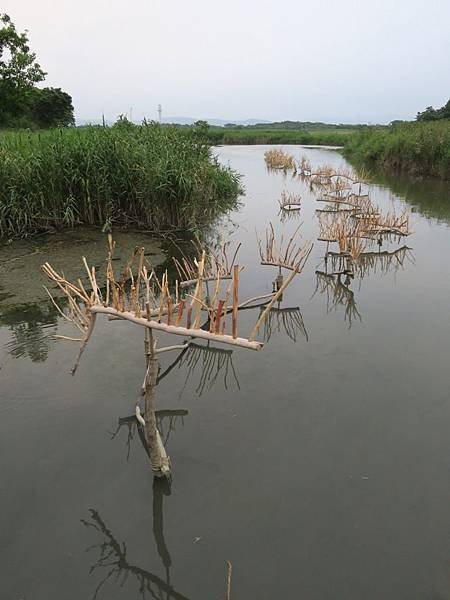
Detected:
left=1, top=145, right=450, bottom=600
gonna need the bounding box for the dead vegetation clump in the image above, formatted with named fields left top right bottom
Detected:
left=264, top=148, right=296, bottom=170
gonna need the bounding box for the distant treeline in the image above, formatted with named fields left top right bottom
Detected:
left=344, top=121, right=450, bottom=179
left=214, top=120, right=364, bottom=131
left=205, top=125, right=356, bottom=147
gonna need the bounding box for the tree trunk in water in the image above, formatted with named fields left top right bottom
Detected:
left=144, top=331, right=171, bottom=478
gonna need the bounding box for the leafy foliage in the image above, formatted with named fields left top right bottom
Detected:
left=30, top=87, right=75, bottom=127
left=0, top=14, right=74, bottom=128
left=416, top=99, right=450, bottom=122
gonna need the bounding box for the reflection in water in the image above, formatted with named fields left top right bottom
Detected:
left=313, top=270, right=361, bottom=327
left=81, top=492, right=189, bottom=600
left=313, top=245, right=414, bottom=327
left=1, top=302, right=58, bottom=362
left=111, top=410, right=188, bottom=462
left=260, top=305, right=309, bottom=343
left=368, top=171, right=450, bottom=224
left=170, top=342, right=240, bottom=397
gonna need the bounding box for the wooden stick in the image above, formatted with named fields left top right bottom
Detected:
left=215, top=300, right=225, bottom=335
left=90, top=305, right=263, bottom=350
left=232, top=265, right=239, bottom=339
left=226, top=561, right=232, bottom=600
left=249, top=246, right=312, bottom=341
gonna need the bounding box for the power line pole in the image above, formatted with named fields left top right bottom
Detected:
left=157, top=104, right=162, bottom=123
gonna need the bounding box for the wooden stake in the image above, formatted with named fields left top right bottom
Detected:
left=232, top=265, right=239, bottom=339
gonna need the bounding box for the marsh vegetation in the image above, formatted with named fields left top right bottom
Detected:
left=344, top=120, right=450, bottom=179
left=0, top=122, right=241, bottom=238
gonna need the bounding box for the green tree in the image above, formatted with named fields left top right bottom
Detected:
left=417, top=106, right=437, bottom=121
left=0, top=13, right=46, bottom=126
left=416, top=100, right=450, bottom=122
left=31, top=87, right=74, bottom=127
left=437, top=99, right=450, bottom=120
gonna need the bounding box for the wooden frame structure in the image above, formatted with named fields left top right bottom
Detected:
left=42, top=232, right=312, bottom=478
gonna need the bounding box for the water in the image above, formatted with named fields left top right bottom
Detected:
left=1, top=145, right=450, bottom=599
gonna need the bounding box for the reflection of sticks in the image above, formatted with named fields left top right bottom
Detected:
left=314, top=271, right=361, bottom=328
left=174, top=342, right=240, bottom=397
left=326, top=245, right=413, bottom=280
left=81, top=509, right=190, bottom=600
left=260, top=306, right=309, bottom=343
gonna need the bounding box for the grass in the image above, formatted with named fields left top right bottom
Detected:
left=344, top=121, right=450, bottom=179
left=0, top=122, right=241, bottom=238
left=207, top=127, right=355, bottom=147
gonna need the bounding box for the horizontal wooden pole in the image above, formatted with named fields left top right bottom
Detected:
left=90, top=306, right=264, bottom=351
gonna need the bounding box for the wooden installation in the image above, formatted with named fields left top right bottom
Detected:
left=42, top=231, right=311, bottom=478
left=278, top=190, right=302, bottom=211
left=257, top=222, right=313, bottom=272
left=173, top=239, right=242, bottom=289
left=264, top=148, right=296, bottom=171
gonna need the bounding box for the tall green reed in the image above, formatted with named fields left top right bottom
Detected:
left=0, top=122, right=241, bottom=238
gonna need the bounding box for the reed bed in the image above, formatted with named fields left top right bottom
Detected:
left=344, top=121, right=450, bottom=179
left=0, top=123, right=241, bottom=238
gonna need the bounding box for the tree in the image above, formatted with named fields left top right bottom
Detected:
left=31, top=87, right=74, bottom=127
left=416, top=106, right=437, bottom=121
left=192, top=119, right=209, bottom=137
left=416, top=100, right=450, bottom=122
left=0, top=13, right=46, bottom=126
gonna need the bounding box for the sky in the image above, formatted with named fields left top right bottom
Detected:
left=3, top=0, right=450, bottom=124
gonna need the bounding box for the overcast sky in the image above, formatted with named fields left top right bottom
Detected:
left=4, top=0, right=450, bottom=124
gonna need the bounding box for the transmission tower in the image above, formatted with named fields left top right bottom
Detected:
left=157, top=104, right=162, bottom=123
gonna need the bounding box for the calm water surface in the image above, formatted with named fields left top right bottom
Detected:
left=1, top=145, right=450, bottom=599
